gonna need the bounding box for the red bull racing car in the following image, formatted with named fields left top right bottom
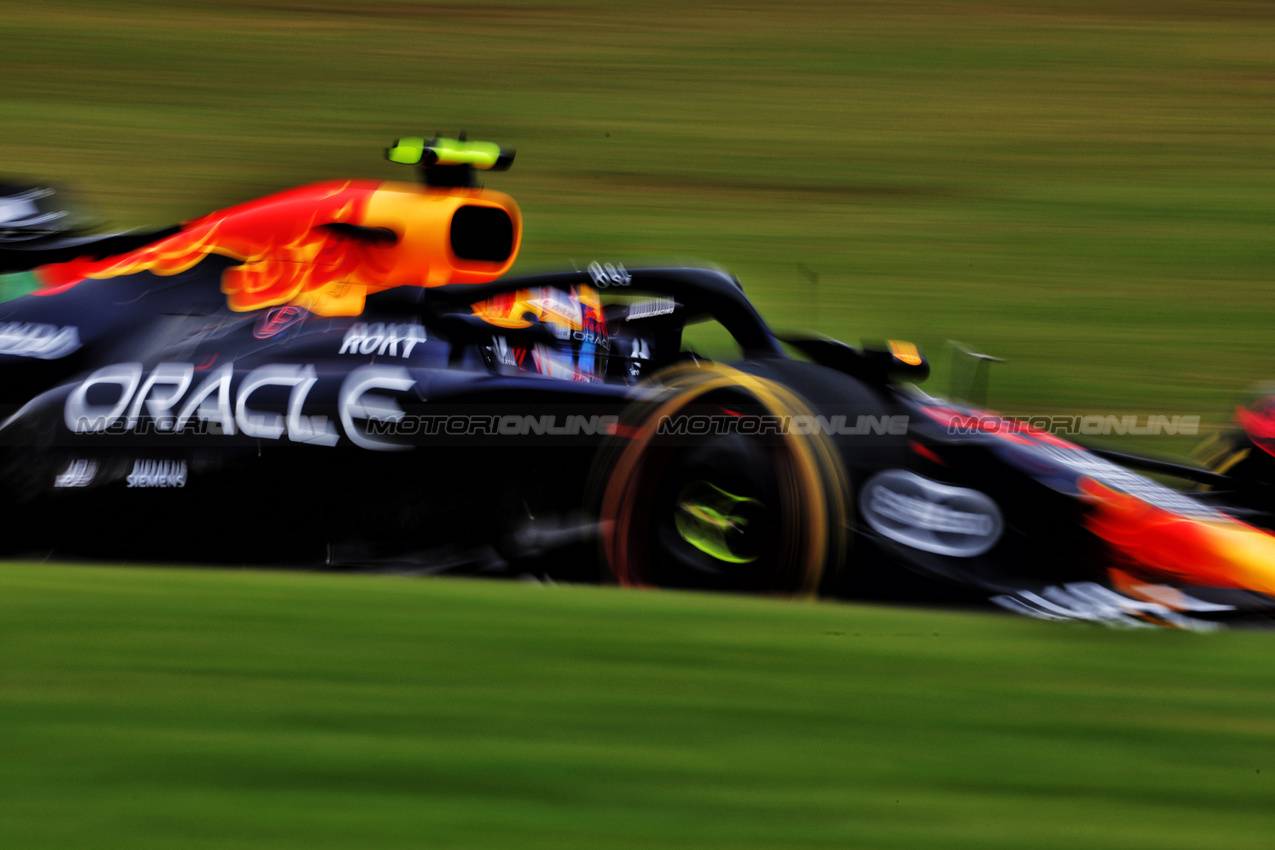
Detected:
left=2, top=135, right=1274, bottom=628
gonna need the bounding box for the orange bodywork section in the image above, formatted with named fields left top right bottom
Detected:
left=1082, top=477, right=1275, bottom=595
left=42, top=180, right=521, bottom=317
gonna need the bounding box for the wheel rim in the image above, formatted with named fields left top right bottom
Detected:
left=648, top=432, right=783, bottom=588
left=674, top=480, right=764, bottom=565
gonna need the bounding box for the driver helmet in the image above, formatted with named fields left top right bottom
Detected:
left=471, top=284, right=608, bottom=382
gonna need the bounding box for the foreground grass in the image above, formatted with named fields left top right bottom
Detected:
left=1, top=563, right=1273, bottom=848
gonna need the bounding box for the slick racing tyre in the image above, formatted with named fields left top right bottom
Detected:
left=590, top=361, right=851, bottom=596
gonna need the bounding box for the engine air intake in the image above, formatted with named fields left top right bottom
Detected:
left=450, top=205, right=514, bottom=263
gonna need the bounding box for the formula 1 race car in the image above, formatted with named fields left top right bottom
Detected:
left=3, top=135, right=1275, bottom=628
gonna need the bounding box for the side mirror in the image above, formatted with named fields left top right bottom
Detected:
left=777, top=334, right=930, bottom=386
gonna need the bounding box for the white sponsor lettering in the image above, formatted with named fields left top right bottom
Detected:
left=626, top=298, right=675, bottom=320
left=126, top=363, right=193, bottom=431
left=338, top=365, right=415, bottom=452
left=860, top=470, right=1003, bottom=557
left=869, top=487, right=994, bottom=537
left=53, top=459, right=97, bottom=488
left=0, top=323, right=80, bottom=359
left=338, top=323, right=426, bottom=358
left=1028, top=444, right=1220, bottom=519
left=173, top=364, right=236, bottom=435
left=236, top=365, right=308, bottom=441
left=286, top=365, right=339, bottom=447
left=66, top=362, right=388, bottom=450
left=126, top=459, right=187, bottom=489
left=991, top=582, right=1226, bottom=630
left=587, top=261, right=632, bottom=288
left=64, top=363, right=143, bottom=433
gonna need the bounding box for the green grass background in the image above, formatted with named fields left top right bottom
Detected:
left=3, top=2, right=1275, bottom=846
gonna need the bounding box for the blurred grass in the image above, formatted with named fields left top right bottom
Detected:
left=2, top=0, right=1272, bottom=438
left=2, top=562, right=1275, bottom=849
